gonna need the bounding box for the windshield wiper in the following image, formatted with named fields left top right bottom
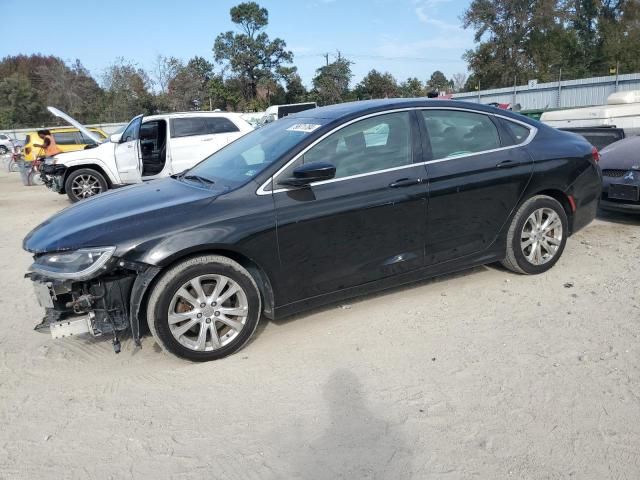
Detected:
left=182, top=174, right=215, bottom=187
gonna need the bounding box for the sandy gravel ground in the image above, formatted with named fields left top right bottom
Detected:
left=0, top=168, right=639, bottom=479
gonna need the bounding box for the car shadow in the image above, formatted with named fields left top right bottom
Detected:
left=596, top=208, right=640, bottom=226
left=260, top=264, right=490, bottom=332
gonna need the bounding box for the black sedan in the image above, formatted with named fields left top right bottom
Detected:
left=23, top=99, right=601, bottom=361
left=599, top=135, right=640, bottom=213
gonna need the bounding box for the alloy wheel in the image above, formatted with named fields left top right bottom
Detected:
left=168, top=274, right=249, bottom=352
left=71, top=174, right=103, bottom=198
left=520, top=207, right=563, bottom=266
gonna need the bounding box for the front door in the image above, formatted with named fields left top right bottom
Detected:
left=272, top=111, right=428, bottom=305
left=114, top=115, right=143, bottom=184
left=418, top=109, right=534, bottom=265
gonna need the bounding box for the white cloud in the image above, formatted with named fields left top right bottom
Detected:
left=415, top=7, right=460, bottom=30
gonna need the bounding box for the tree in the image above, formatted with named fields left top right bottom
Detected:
left=461, top=0, right=639, bottom=89
left=152, top=55, right=182, bottom=94
left=451, top=73, right=468, bottom=92
left=167, top=56, right=215, bottom=111
left=0, top=73, right=41, bottom=128
left=213, top=2, right=293, bottom=102
left=355, top=70, right=399, bottom=99
left=311, top=55, right=353, bottom=105
left=426, top=70, right=451, bottom=93
left=399, top=77, right=424, bottom=97
left=102, top=58, right=155, bottom=121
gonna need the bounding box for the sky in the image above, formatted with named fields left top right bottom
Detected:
left=0, top=0, right=474, bottom=88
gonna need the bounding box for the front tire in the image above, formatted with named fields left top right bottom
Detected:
left=0, top=145, right=8, bottom=155
left=502, top=195, right=568, bottom=274
left=147, top=255, right=261, bottom=361
left=64, top=168, right=108, bottom=202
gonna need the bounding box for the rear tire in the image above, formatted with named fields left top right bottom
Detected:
left=502, top=195, right=568, bottom=274
left=64, top=168, right=108, bottom=202
left=147, top=255, right=261, bottom=362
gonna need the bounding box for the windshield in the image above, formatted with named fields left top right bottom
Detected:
left=184, top=116, right=327, bottom=189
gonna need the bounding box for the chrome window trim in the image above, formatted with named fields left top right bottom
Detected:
left=256, top=107, right=538, bottom=196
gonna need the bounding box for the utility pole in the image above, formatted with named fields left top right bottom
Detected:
left=557, top=67, right=562, bottom=108
left=477, top=80, right=481, bottom=103
left=323, top=53, right=329, bottom=66
left=513, top=75, right=517, bottom=107
left=616, top=61, right=620, bottom=91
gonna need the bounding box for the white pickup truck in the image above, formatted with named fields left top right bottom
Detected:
left=42, top=108, right=254, bottom=202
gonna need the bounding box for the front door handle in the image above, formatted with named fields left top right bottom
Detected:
left=389, top=178, right=422, bottom=188
left=496, top=160, right=519, bottom=169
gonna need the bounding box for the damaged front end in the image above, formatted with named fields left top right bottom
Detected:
left=39, top=161, right=67, bottom=193
left=26, top=248, right=159, bottom=353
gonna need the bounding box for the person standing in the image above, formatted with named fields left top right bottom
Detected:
left=33, top=130, right=62, bottom=158
left=19, top=130, right=61, bottom=186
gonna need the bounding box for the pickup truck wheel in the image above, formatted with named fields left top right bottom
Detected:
left=64, top=168, right=107, bottom=202
left=147, top=255, right=261, bottom=362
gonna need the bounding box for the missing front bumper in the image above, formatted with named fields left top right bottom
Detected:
left=49, top=313, right=97, bottom=339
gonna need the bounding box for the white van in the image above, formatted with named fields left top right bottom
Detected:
left=541, top=90, right=640, bottom=136
left=42, top=108, right=253, bottom=202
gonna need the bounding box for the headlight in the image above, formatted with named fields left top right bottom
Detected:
left=29, top=247, right=116, bottom=280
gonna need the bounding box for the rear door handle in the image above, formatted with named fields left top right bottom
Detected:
left=496, top=160, right=519, bottom=169
left=389, top=178, right=422, bottom=188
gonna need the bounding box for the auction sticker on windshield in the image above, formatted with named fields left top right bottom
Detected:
left=286, top=123, right=322, bottom=133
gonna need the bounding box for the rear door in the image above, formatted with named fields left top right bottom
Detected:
left=419, top=109, right=534, bottom=265
left=168, top=117, right=211, bottom=173
left=114, top=115, right=143, bottom=184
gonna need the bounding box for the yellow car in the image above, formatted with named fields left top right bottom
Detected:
left=23, top=127, right=107, bottom=161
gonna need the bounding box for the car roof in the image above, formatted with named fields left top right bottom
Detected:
left=288, top=98, right=535, bottom=124
left=24, top=127, right=105, bottom=135
left=145, top=111, right=246, bottom=121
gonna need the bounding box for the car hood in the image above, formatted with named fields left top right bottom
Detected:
left=599, top=136, right=640, bottom=170
left=23, top=178, right=218, bottom=255
left=47, top=106, right=102, bottom=143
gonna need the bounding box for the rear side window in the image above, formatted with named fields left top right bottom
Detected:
left=171, top=118, right=208, bottom=138
left=499, top=118, right=531, bottom=146
left=205, top=117, right=239, bottom=134
left=421, top=110, right=500, bottom=159
left=52, top=132, right=79, bottom=145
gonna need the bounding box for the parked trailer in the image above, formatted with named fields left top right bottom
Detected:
left=541, top=91, right=640, bottom=136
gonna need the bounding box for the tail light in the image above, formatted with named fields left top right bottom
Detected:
left=591, top=146, right=600, bottom=163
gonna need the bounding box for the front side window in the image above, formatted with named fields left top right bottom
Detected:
left=121, top=116, right=142, bottom=143
left=52, top=132, right=78, bottom=145
left=171, top=118, right=209, bottom=138
left=421, top=110, right=500, bottom=159
left=283, top=111, right=412, bottom=181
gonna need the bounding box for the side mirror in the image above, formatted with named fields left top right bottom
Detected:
left=109, top=133, right=122, bottom=143
left=278, top=161, right=336, bottom=187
